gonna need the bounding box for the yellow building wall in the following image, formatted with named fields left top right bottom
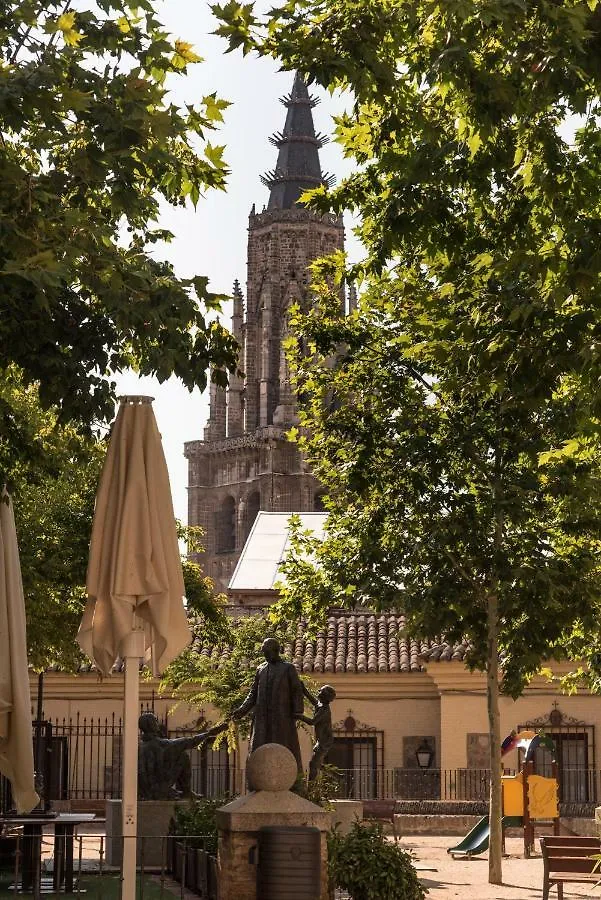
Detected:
left=35, top=662, right=600, bottom=787
left=35, top=671, right=441, bottom=773
left=432, top=663, right=601, bottom=774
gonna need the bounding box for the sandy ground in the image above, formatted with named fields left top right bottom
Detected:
left=38, top=827, right=600, bottom=898
left=405, top=835, right=598, bottom=899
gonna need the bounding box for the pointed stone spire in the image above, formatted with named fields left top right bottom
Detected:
left=348, top=282, right=358, bottom=313
left=227, top=279, right=245, bottom=437
left=261, top=72, right=335, bottom=210
left=203, top=376, right=226, bottom=441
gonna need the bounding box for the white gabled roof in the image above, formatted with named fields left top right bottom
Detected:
left=228, top=511, right=327, bottom=592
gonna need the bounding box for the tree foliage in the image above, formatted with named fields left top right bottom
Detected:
left=2, top=369, right=105, bottom=671
left=214, top=0, right=601, bottom=882
left=0, top=0, right=239, bottom=482
left=4, top=371, right=227, bottom=670
left=278, top=273, right=601, bottom=698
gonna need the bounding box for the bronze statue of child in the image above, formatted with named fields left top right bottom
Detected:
left=296, top=683, right=336, bottom=781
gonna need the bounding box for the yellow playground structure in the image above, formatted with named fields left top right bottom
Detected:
left=449, top=730, right=559, bottom=858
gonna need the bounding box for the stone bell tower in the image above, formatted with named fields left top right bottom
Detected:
left=185, top=74, right=345, bottom=593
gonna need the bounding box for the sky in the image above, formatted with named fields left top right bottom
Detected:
left=115, top=0, right=358, bottom=524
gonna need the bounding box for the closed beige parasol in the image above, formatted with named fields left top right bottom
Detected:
left=0, top=491, right=39, bottom=814
left=77, top=397, right=191, bottom=900
left=77, top=397, right=191, bottom=676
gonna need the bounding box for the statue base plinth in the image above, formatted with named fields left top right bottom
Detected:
left=216, top=792, right=331, bottom=900
left=105, top=799, right=190, bottom=869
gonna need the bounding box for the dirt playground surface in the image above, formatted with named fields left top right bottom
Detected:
left=406, top=835, right=598, bottom=898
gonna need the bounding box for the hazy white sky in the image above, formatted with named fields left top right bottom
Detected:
left=115, top=0, right=358, bottom=523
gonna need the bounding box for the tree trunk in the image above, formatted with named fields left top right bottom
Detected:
left=487, top=589, right=502, bottom=883
left=487, top=597, right=503, bottom=883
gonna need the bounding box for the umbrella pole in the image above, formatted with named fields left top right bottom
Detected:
left=122, top=625, right=145, bottom=900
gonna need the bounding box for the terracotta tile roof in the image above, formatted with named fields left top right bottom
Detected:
left=419, top=642, right=470, bottom=663
left=61, top=610, right=468, bottom=675
left=282, top=612, right=467, bottom=674
left=193, top=610, right=467, bottom=675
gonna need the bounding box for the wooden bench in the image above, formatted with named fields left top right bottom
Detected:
left=362, top=800, right=399, bottom=842
left=540, top=835, right=600, bottom=900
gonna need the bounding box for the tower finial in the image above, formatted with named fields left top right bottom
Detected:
left=261, top=71, right=335, bottom=210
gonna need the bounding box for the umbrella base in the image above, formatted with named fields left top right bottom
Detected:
left=106, top=799, right=189, bottom=868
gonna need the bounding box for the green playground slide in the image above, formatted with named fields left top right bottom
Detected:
left=447, top=816, right=523, bottom=857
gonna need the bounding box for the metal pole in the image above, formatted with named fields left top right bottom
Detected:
left=35, top=672, right=45, bottom=812
left=121, top=620, right=145, bottom=900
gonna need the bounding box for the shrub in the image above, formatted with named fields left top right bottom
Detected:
left=328, top=821, right=426, bottom=900
left=170, top=797, right=227, bottom=855
left=307, top=764, right=344, bottom=807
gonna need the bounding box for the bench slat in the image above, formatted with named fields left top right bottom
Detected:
left=542, top=837, right=599, bottom=846
left=544, top=847, right=600, bottom=858
left=546, top=858, right=597, bottom=873
left=550, top=874, right=598, bottom=882
left=361, top=800, right=399, bottom=841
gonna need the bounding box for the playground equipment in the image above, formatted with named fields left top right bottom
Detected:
left=448, top=730, right=559, bottom=858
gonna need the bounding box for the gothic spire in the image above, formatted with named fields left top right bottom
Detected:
left=261, top=72, right=335, bottom=210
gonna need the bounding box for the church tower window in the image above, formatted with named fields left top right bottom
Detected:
left=216, top=496, right=236, bottom=554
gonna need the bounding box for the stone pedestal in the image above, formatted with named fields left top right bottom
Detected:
left=216, top=744, right=331, bottom=900
left=595, top=806, right=601, bottom=836
left=105, top=799, right=189, bottom=869
left=330, top=800, right=363, bottom=835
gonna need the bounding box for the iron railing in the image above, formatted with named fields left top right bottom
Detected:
left=0, top=829, right=217, bottom=898
left=2, top=711, right=600, bottom=810
left=50, top=714, right=123, bottom=801
left=4, top=762, right=601, bottom=810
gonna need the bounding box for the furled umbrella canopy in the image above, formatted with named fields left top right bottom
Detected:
left=0, top=491, right=39, bottom=813
left=77, top=398, right=192, bottom=675
left=77, top=397, right=192, bottom=900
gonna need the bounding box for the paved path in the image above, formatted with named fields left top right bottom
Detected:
left=405, top=835, right=597, bottom=898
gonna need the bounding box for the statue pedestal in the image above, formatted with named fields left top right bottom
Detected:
left=105, top=799, right=189, bottom=869
left=216, top=745, right=331, bottom=900
left=217, top=793, right=331, bottom=900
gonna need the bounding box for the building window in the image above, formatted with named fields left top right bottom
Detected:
left=326, top=715, right=384, bottom=799
left=216, top=496, right=236, bottom=553
left=519, top=706, right=596, bottom=803
left=171, top=726, right=232, bottom=798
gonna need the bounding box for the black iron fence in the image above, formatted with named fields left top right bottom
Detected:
left=0, top=828, right=218, bottom=898
left=50, top=715, right=123, bottom=801
left=2, top=714, right=600, bottom=810
left=322, top=767, right=495, bottom=801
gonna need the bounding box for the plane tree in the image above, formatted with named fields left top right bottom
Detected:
left=215, top=0, right=601, bottom=882
left=0, top=0, right=239, bottom=484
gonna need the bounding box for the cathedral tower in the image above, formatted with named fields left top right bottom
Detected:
left=185, top=74, right=344, bottom=593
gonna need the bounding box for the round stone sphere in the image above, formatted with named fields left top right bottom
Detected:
left=246, top=743, right=298, bottom=792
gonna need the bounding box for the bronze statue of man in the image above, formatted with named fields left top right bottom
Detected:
left=137, top=712, right=224, bottom=800
left=232, top=637, right=304, bottom=773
